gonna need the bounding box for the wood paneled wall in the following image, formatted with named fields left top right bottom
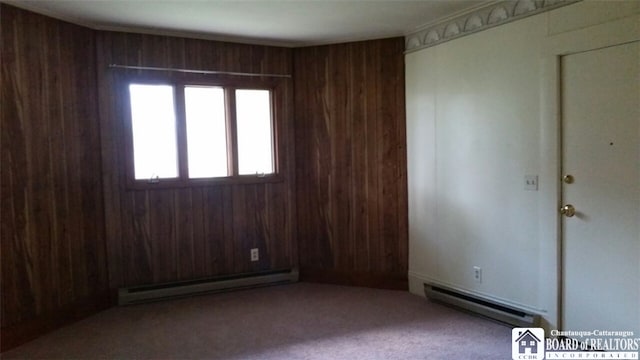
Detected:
left=96, top=32, right=296, bottom=288
left=1, top=4, right=110, bottom=349
left=293, top=38, right=408, bottom=289
left=1, top=4, right=407, bottom=350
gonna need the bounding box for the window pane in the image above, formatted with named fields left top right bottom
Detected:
left=129, top=84, right=178, bottom=180
left=185, top=86, right=228, bottom=178
left=235, top=90, right=274, bottom=175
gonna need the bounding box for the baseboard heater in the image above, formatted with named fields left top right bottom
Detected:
left=119, top=268, right=299, bottom=305
left=424, top=283, right=539, bottom=327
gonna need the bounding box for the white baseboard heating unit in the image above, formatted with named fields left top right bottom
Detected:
left=424, top=283, right=539, bottom=327
left=119, top=268, right=299, bottom=305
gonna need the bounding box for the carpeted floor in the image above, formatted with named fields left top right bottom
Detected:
left=3, top=283, right=512, bottom=359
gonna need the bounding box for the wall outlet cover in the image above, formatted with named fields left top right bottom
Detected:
left=524, top=175, right=538, bottom=191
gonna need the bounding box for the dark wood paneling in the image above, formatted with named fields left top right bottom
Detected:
left=1, top=4, right=110, bottom=349
left=293, top=38, right=408, bottom=288
left=0, top=291, right=112, bottom=351
left=96, top=31, right=297, bottom=288
left=1, top=4, right=405, bottom=350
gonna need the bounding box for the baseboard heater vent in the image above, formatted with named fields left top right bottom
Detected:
left=424, top=283, right=539, bottom=327
left=119, top=268, right=299, bottom=305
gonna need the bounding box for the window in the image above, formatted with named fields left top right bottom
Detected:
left=125, top=76, right=280, bottom=188
left=129, top=84, right=179, bottom=180
left=184, top=86, right=227, bottom=178
left=236, top=89, right=274, bottom=175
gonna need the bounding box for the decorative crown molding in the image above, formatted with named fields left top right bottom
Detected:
left=405, top=0, right=580, bottom=52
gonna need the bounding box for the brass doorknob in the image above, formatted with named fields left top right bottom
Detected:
left=563, top=174, right=574, bottom=184
left=560, top=204, right=576, bottom=217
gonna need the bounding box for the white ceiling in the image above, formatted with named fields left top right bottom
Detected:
left=4, top=0, right=490, bottom=47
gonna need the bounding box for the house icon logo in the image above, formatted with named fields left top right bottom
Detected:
left=512, top=327, right=545, bottom=360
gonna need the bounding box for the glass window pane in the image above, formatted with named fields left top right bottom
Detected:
left=129, top=84, right=178, bottom=180
left=235, top=90, right=274, bottom=175
left=185, top=86, right=228, bottom=178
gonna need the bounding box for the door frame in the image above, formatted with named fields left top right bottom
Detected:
left=539, top=14, right=640, bottom=331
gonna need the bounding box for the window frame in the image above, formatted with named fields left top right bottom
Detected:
left=122, top=72, right=284, bottom=190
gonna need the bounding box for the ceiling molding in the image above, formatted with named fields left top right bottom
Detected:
left=405, top=0, right=580, bottom=53
left=406, top=0, right=501, bottom=35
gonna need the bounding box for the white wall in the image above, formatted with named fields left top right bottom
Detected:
left=406, top=1, right=640, bottom=330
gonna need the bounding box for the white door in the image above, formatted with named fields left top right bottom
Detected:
left=561, top=41, right=639, bottom=334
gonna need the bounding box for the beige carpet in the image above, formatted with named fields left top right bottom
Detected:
left=3, top=283, right=511, bottom=359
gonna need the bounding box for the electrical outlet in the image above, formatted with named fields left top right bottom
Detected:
left=473, top=266, right=482, bottom=283
left=250, top=248, right=259, bottom=262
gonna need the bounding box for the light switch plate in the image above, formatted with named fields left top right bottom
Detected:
left=525, top=175, right=538, bottom=191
